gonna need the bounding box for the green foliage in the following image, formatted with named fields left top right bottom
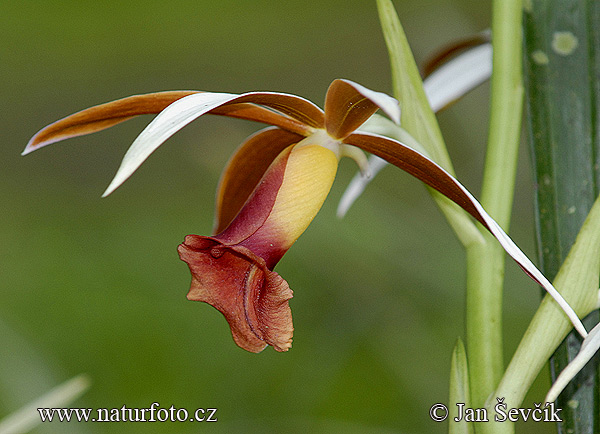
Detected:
left=449, top=339, right=474, bottom=434
left=524, top=0, right=600, bottom=431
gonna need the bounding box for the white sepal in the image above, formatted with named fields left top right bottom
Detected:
left=102, top=92, right=239, bottom=197
left=425, top=43, right=492, bottom=112
left=546, top=322, right=600, bottom=402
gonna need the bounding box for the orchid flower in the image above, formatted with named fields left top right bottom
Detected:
left=25, top=79, right=585, bottom=353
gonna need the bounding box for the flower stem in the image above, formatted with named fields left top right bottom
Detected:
left=466, top=0, right=523, bottom=412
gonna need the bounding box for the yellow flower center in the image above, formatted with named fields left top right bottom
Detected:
left=266, top=133, right=339, bottom=248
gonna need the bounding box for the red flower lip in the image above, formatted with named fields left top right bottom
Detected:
left=178, top=235, right=293, bottom=353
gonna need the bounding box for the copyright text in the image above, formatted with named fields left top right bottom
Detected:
left=430, top=398, right=562, bottom=423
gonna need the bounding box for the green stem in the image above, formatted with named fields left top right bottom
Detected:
left=466, top=0, right=524, bottom=411
left=465, top=243, right=504, bottom=409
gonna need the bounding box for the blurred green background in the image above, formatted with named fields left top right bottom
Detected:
left=1, top=1, right=553, bottom=433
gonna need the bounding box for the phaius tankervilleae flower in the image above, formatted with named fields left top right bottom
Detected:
left=24, top=79, right=586, bottom=353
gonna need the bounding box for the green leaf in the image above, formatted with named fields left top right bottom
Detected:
left=375, top=0, right=451, bottom=172
left=0, top=374, right=91, bottom=434
left=375, top=0, right=482, bottom=249
left=449, top=339, right=474, bottom=434
left=524, top=0, right=600, bottom=431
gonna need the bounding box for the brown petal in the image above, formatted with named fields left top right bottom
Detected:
left=212, top=103, right=312, bottom=135
left=24, top=91, right=198, bottom=154
left=24, top=92, right=314, bottom=155
left=344, top=132, right=486, bottom=227
left=324, top=79, right=400, bottom=139
left=214, top=127, right=303, bottom=234
left=325, top=80, right=379, bottom=139
left=178, top=235, right=293, bottom=353
left=232, top=92, right=325, bottom=129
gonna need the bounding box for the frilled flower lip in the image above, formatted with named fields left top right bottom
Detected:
left=24, top=78, right=586, bottom=349
left=178, top=235, right=293, bottom=353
